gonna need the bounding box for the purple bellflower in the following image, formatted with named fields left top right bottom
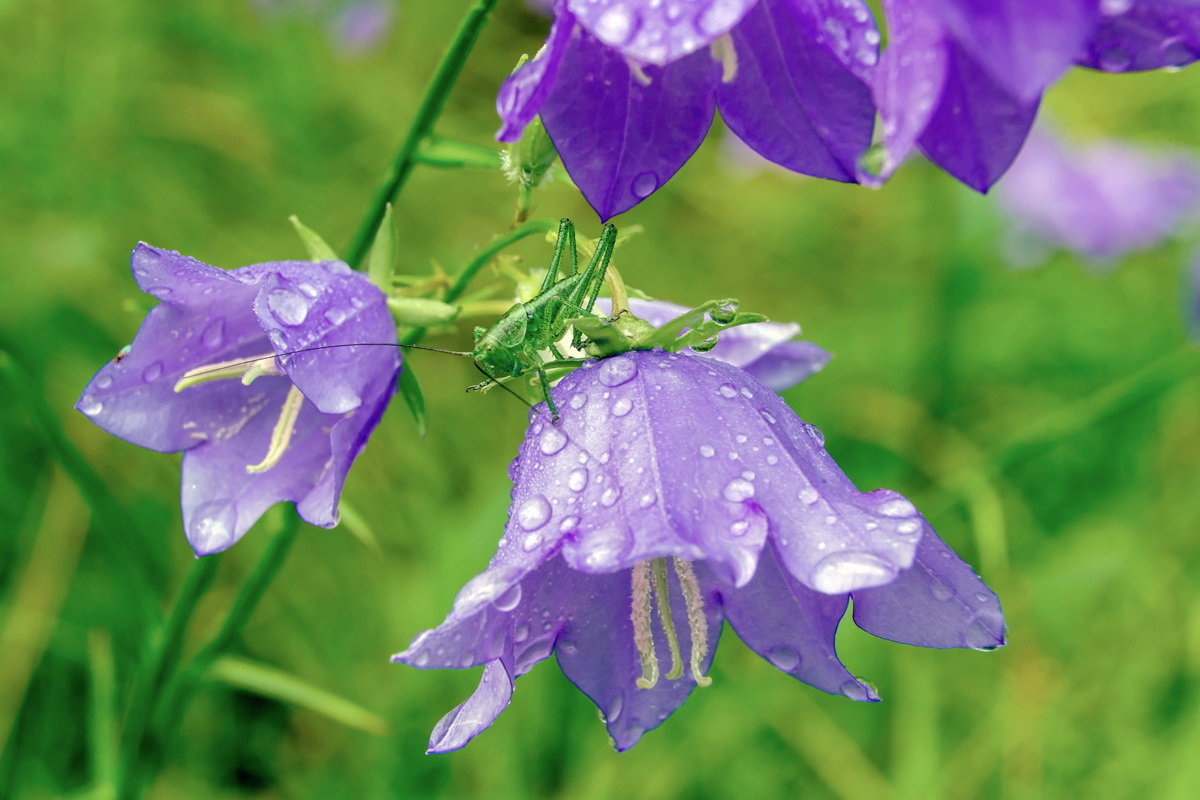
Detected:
left=996, top=127, right=1200, bottom=263
left=497, top=0, right=881, bottom=220
left=874, top=0, right=1200, bottom=190
left=394, top=349, right=1003, bottom=752
left=593, top=296, right=831, bottom=391
left=76, top=245, right=401, bottom=556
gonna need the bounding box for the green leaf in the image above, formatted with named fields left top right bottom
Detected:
left=208, top=656, right=390, bottom=736
left=397, top=364, right=427, bottom=437
left=289, top=215, right=341, bottom=262
left=335, top=501, right=382, bottom=557
left=367, top=204, right=396, bottom=291
left=416, top=136, right=502, bottom=170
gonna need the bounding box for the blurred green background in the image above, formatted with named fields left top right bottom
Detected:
left=3, top=1, right=1200, bottom=798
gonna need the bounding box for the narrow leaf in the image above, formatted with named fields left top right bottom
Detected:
left=367, top=204, right=397, bottom=291
left=289, top=215, right=341, bottom=262
left=398, top=364, right=427, bottom=437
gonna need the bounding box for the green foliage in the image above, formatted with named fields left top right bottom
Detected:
left=2, top=1, right=1200, bottom=799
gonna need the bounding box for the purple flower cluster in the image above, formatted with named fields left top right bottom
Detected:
left=501, top=0, right=1200, bottom=218
left=76, top=245, right=401, bottom=555
left=396, top=349, right=1003, bottom=752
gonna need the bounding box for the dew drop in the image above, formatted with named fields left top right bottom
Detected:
left=598, top=355, right=637, bottom=387
left=717, top=383, right=738, bottom=398
left=266, top=287, right=310, bottom=326
left=79, top=395, right=103, bottom=416
left=699, top=445, right=715, bottom=458
left=638, top=492, right=656, bottom=508
left=595, top=5, right=637, bottom=43
left=513, top=623, right=530, bottom=643
left=760, top=409, right=777, bottom=424
left=606, top=693, right=624, bottom=722
left=568, top=468, right=588, bottom=491
left=766, top=646, right=800, bottom=672
left=569, top=393, right=587, bottom=410
left=766, top=455, right=779, bottom=465
left=95, top=375, right=113, bottom=390
left=297, top=281, right=320, bottom=298
left=142, top=361, right=164, bottom=382
left=413, top=651, right=430, bottom=667
left=878, top=498, right=917, bottom=517
left=964, top=611, right=1004, bottom=651
left=559, top=514, right=580, bottom=533
left=811, top=551, right=896, bottom=593
left=492, top=584, right=523, bottom=612
left=723, top=478, right=755, bottom=502
left=583, top=528, right=627, bottom=568
left=516, top=495, right=552, bottom=531
left=324, top=307, right=347, bottom=325
left=896, top=519, right=920, bottom=536
left=930, top=581, right=953, bottom=602
left=730, top=520, right=750, bottom=537
left=631, top=171, right=659, bottom=198
left=201, top=318, right=225, bottom=349
left=798, top=487, right=819, bottom=504
left=1098, top=44, right=1131, bottom=71
left=191, top=500, right=238, bottom=553
left=696, top=0, right=741, bottom=35
left=522, top=532, right=544, bottom=552
left=600, top=487, right=621, bottom=507
left=611, top=397, right=633, bottom=417
left=840, top=680, right=875, bottom=702
left=540, top=426, right=568, bottom=455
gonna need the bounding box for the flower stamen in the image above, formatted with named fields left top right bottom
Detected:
left=174, top=353, right=282, bottom=392
left=651, top=558, right=685, bottom=681
left=673, top=558, right=713, bottom=687
left=711, top=34, right=738, bottom=84
left=631, top=561, right=660, bottom=689
left=246, top=385, right=305, bottom=473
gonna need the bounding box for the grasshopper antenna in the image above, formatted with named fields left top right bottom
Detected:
left=468, top=361, right=536, bottom=413
left=176, top=342, right=470, bottom=380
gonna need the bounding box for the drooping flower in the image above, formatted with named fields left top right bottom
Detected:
left=394, top=349, right=1003, bottom=752
left=996, top=127, right=1200, bottom=264
left=593, top=296, right=831, bottom=391
left=497, top=0, right=881, bottom=220
left=76, top=245, right=401, bottom=555
left=873, top=0, right=1200, bottom=190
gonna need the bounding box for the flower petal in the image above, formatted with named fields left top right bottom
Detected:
left=541, top=26, right=719, bottom=220
left=923, top=0, right=1098, bottom=100
left=426, top=660, right=515, bottom=754
left=917, top=39, right=1040, bottom=192
left=554, top=563, right=723, bottom=751
left=180, top=386, right=337, bottom=554
left=129, top=243, right=246, bottom=303
left=741, top=340, right=831, bottom=392
left=248, top=260, right=401, bottom=416
left=871, top=0, right=949, bottom=183
left=718, top=0, right=876, bottom=181
left=852, top=527, right=1004, bottom=650
left=566, top=0, right=758, bottom=65
left=1080, top=0, right=1200, bottom=73
left=496, top=6, right=577, bottom=142
left=719, top=542, right=876, bottom=699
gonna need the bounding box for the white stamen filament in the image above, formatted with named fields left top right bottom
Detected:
left=245, top=385, right=305, bottom=474
left=631, top=561, right=660, bottom=689
left=673, top=558, right=713, bottom=687
left=651, top=558, right=685, bottom=680
left=711, top=34, right=738, bottom=84
left=627, top=59, right=653, bottom=86
left=174, top=353, right=282, bottom=392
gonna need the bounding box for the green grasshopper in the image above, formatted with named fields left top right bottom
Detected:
left=470, top=218, right=617, bottom=420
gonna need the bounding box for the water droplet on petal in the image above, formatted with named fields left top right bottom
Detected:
left=513, top=623, right=530, bottom=643
left=718, top=383, right=738, bottom=399
left=142, top=361, right=164, bottom=382
left=878, top=498, right=917, bottom=517
left=522, top=532, right=544, bottom=552
left=811, top=551, right=896, bottom=593
left=699, top=445, right=715, bottom=458
left=95, top=375, right=113, bottom=390
left=595, top=5, right=637, bottom=43
left=492, top=583, right=523, bottom=612
left=730, top=520, right=750, bottom=537
left=798, top=487, right=819, bottom=504
left=896, top=520, right=920, bottom=537
left=192, top=500, right=238, bottom=553
left=638, top=492, right=656, bottom=508
left=582, top=527, right=627, bottom=569
left=200, top=318, right=225, bottom=349
left=540, top=426, right=568, bottom=455
left=1098, top=44, right=1131, bottom=71
left=760, top=409, right=777, bottom=424
left=696, top=0, right=742, bottom=35
left=610, top=397, right=633, bottom=417
left=631, top=171, right=659, bottom=198
left=297, top=281, right=320, bottom=298
left=600, top=487, right=621, bottom=507
left=266, top=287, right=311, bottom=326
left=559, top=515, right=580, bottom=533
left=964, top=611, right=1004, bottom=650
left=930, top=581, right=953, bottom=602
left=516, top=495, right=552, bottom=531
left=840, top=680, right=875, bottom=702
left=606, top=693, right=625, bottom=722
left=766, top=646, right=800, bottom=672
left=723, top=478, right=755, bottom=502
left=567, top=468, right=588, bottom=492
left=79, top=395, right=103, bottom=416
left=598, top=355, right=637, bottom=387
left=569, top=393, right=587, bottom=410
left=324, top=307, right=347, bottom=325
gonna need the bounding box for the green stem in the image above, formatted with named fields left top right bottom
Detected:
left=116, top=556, right=219, bottom=799
left=401, top=218, right=559, bottom=346
left=345, top=0, right=500, bottom=268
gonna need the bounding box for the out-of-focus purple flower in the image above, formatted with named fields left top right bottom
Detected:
left=332, top=1, right=395, bottom=55
left=76, top=245, right=401, bottom=555
left=394, top=350, right=1002, bottom=752
left=996, top=128, right=1200, bottom=263
left=873, top=0, right=1200, bottom=190
left=593, top=296, right=831, bottom=391
left=496, top=0, right=880, bottom=220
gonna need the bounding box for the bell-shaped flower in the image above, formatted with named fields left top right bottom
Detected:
left=593, top=296, right=831, bottom=391
left=996, top=127, right=1200, bottom=264
left=497, top=0, right=880, bottom=219
left=76, top=245, right=401, bottom=555
left=394, top=349, right=1003, bottom=753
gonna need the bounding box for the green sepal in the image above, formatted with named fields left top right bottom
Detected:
left=416, top=136, right=503, bottom=170
left=388, top=297, right=459, bottom=326
left=288, top=215, right=341, bottom=262
left=367, top=204, right=396, bottom=291
left=636, top=298, right=738, bottom=350
left=503, top=115, right=558, bottom=191
left=397, top=364, right=427, bottom=437
left=667, top=312, right=768, bottom=353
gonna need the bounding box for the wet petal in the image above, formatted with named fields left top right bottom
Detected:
left=129, top=243, right=246, bottom=304
left=741, top=340, right=831, bottom=392
left=426, top=660, right=514, bottom=754
left=555, top=563, right=723, bottom=751
left=918, top=40, right=1040, bottom=192
left=179, top=385, right=337, bottom=555
left=719, top=542, right=876, bottom=699
left=852, top=528, right=1005, bottom=650
left=1080, top=1, right=1200, bottom=73
left=567, top=0, right=758, bottom=65
left=541, top=26, right=720, bottom=219
left=924, top=0, right=1098, bottom=99
left=248, top=260, right=400, bottom=416
left=496, top=6, right=577, bottom=141
left=871, top=0, right=949, bottom=182
left=718, top=0, right=875, bottom=181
